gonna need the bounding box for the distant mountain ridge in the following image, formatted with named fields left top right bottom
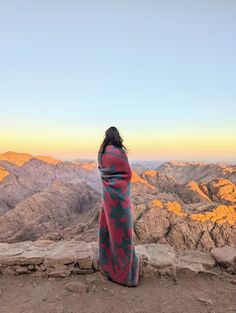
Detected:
left=157, top=160, right=236, bottom=184
left=0, top=151, right=60, bottom=167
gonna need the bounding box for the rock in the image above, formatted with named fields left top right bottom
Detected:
left=0, top=239, right=233, bottom=279
left=211, top=246, right=236, bottom=272
left=175, top=250, right=215, bottom=274
left=75, top=248, right=93, bottom=269
left=45, top=240, right=93, bottom=267
left=136, top=243, right=175, bottom=276
left=91, top=241, right=99, bottom=270
left=136, top=243, right=175, bottom=268
left=15, top=265, right=30, bottom=274
left=197, top=297, right=214, bottom=305
left=64, top=281, right=89, bottom=294
left=48, top=277, right=56, bottom=282
left=176, top=181, right=211, bottom=203
left=86, top=275, right=97, bottom=284
left=134, top=204, right=171, bottom=242
left=0, top=240, right=96, bottom=277
left=0, top=242, right=47, bottom=266
left=47, top=265, right=71, bottom=278
left=38, top=233, right=63, bottom=242
left=90, top=285, right=97, bottom=292
left=208, top=179, right=236, bottom=203
left=134, top=199, right=236, bottom=252
left=71, top=268, right=94, bottom=275
left=31, top=239, right=56, bottom=248
left=27, top=264, right=35, bottom=270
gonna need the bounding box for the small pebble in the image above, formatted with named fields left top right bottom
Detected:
left=197, top=297, right=214, bottom=305
left=48, top=277, right=56, bottom=282
left=86, top=276, right=97, bottom=284
left=64, top=281, right=89, bottom=294
left=91, top=285, right=97, bottom=292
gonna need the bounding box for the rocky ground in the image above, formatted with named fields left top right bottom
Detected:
left=0, top=239, right=236, bottom=313
left=0, top=270, right=236, bottom=313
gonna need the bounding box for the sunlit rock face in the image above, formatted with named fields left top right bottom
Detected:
left=207, top=178, right=236, bottom=203
left=0, top=153, right=235, bottom=251
left=133, top=199, right=236, bottom=251
left=0, top=151, right=60, bottom=166
left=79, top=162, right=97, bottom=171
left=0, top=166, right=9, bottom=182
left=131, top=162, right=236, bottom=251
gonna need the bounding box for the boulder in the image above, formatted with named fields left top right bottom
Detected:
left=135, top=243, right=175, bottom=276
left=175, top=250, right=215, bottom=274
left=211, top=246, right=236, bottom=272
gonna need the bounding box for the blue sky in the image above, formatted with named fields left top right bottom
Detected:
left=0, top=1, right=235, bottom=161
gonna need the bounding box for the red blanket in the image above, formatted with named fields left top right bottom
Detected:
left=97, top=144, right=140, bottom=287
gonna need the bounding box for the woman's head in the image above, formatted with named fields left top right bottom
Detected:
left=99, top=126, right=128, bottom=154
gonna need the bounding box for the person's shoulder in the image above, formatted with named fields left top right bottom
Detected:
left=105, top=145, right=126, bottom=155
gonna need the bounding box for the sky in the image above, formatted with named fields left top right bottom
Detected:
left=0, top=1, right=235, bottom=162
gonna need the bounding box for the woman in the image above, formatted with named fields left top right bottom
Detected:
left=97, top=126, right=140, bottom=287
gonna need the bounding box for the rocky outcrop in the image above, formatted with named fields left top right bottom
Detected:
left=176, top=181, right=211, bottom=203
left=131, top=170, right=156, bottom=192
left=1, top=239, right=229, bottom=279
left=211, top=246, right=236, bottom=272
left=133, top=199, right=236, bottom=251
left=0, top=181, right=100, bottom=243
left=207, top=179, right=236, bottom=203
left=0, top=166, right=9, bottom=182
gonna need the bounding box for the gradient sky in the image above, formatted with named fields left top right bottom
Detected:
left=0, top=1, right=235, bottom=162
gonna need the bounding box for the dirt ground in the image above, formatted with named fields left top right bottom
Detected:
left=0, top=271, right=235, bottom=313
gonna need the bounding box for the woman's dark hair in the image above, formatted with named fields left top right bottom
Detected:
left=99, top=126, right=128, bottom=155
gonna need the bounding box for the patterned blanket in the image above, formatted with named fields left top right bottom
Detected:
left=97, top=144, right=140, bottom=287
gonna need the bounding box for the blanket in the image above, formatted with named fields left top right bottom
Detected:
left=97, top=144, right=139, bottom=287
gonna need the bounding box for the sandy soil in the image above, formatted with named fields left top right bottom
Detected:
left=0, top=271, right=235, bottom=313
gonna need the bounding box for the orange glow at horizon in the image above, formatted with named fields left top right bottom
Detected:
left=1, top=127, right=236, bottom=161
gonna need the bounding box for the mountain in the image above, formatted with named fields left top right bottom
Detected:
left=0, top=151, right=60, bottom=167
left=158, top=161, right=236, bottom=184
left=0, top=157, right=100, bottom=215
left=0, top=152, right=235, bottom=251
left=0, top=180, right=99, bottom=243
